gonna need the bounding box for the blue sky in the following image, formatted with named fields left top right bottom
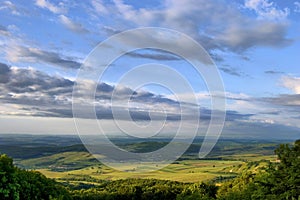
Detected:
left=0, top=0, right=299, bottom=139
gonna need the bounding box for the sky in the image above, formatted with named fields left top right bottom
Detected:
left=0, top=0, right=299, bottom=139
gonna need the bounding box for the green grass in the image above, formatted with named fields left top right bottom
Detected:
left=17, top=151, right=99, bottom=171
left=16, top=150, right=277, bottom=184
left=6, top=136, right=281, bottom=184
left=34, top=157, right=246, bottom=183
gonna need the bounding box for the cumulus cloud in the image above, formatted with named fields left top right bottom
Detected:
left=244, top=0, right=290, bottom=20
left=2, top=64, right=299, bottom=133
left=0, top=64, right=249, bottom=123
left=35, top=0, right=65, bottom=14
left=281, top=76, right=300, bottom=94
left=0, top=64, right=178, bottom=119
left=59, top=15, right=89, bottom=34
left=111, top=0, right=292, bottom=53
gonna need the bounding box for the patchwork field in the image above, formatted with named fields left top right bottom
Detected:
left=36, top=159, right=243, bottom=183
left=0, top=134, right=283, bottom=185
left=18, top=151, right=276, bottom=184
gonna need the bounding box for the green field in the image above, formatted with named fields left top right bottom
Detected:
left=0, top=134, right=283, bottom=185
left=36, top=159, right=243, bottom=183
left=17, top=151, right=276, bottom=184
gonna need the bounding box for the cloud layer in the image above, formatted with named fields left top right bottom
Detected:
left=109, top=0, right=292, bottom=53
left=5, top=45, right=81, bottom=69
left=245, top=0, right=290, bottom=20
left=281, top=76, right=300, bottom=94
left=59, top=15, right=89, bottom=34
left=0, top=64, right=249, bottom=123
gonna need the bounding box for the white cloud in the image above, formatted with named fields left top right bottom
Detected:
left=0, top=1, right=20, bottom=15
left=5, top=44, right=81, bottom=69
left=35, top=0, right=65, bottom=14
left=227, top=96, right=262, bottom=114
left=217, top=21, right=291, bottom=51
left=59, top=15, right=89, bottom=34
left=244, top=0, right=289, bottom=20
left=91, top=0, right=109, bottom=15
left=294, top=2, right=300, bottom=13
left=281, top=76, right=300, bottom=94
left=111, top=0, right=291, bottom=52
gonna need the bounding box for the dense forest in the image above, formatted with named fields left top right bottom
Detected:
left=0, top=140, right=299, bottom=200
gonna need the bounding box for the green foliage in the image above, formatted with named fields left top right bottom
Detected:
left=70, top=179, right=218, bottom=200
left=264, top=141, right=300, bottom=199
left=176, top=182, right=218, bottom=200
left=0, top=154, right=20, bottom=200
left=1, top=154, right=219, bottom=200
left=218, top=140, right=300, bottom=200
left=0, top=154, right=71, bottom=200
left=17, top=169, right=71, bottom=200
left=1, top=139, right=300, bottom=200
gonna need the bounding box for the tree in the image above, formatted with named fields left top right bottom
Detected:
left=0, top=154, right=71, bottom=200
left=0, top=154, right=20, bottom=200
left=218, top=140, right=300, bottom=200
left=266, top=140, right=300, bottom=199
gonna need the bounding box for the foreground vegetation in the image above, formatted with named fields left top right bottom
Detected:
left=0, top=154, right=71, bottom=200
left=218, top=140, right=300, bottom=199
left=1, top=139, right=299, bottom=199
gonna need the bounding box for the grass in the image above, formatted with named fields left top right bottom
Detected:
left=7, top=137, right=280, bottom=184
left=17, top=151, right=99, bottom=171
left=16, top=150, right=276, bottom=184
left=35, top=158, right=246, bottom=183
